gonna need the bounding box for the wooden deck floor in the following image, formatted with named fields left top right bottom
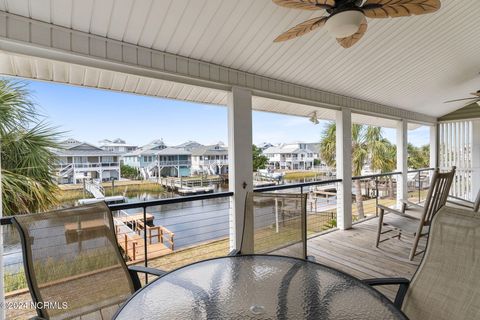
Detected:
left=277, top=217, right=426, bottom=300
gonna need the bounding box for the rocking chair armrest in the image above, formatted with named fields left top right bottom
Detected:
left=362, top=278, right=410, bottom=309
left=377, top=204, right=405, bottom=216
left=400, top=199, right=423, bottom=209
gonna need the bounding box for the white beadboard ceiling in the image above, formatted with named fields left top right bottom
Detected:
left=0, top=51, right=420, bottom=129
left=1, top=0, right=479, bottom=117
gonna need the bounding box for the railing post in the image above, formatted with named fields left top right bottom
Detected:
left=375, top=177, right=379, bottom=216
left=336, top=108, right=352, bottom=230
left=228, top=87, right=253, bottom=252
left=142, top=206, right=148, bottom=283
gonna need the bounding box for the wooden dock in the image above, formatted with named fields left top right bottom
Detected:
left=115, top=213, right=175, bottom=262
left=116, top=212, right=154, bottom=224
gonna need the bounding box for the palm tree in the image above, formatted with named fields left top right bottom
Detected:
left=320, top=122, right=394, bottom=219
left=0, top=80, right=61, bottom=216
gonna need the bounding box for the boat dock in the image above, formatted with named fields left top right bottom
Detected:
left=159, top=177, right=219, bottom=195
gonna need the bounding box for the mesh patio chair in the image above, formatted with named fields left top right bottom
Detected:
left=474, top=189, right=480, bottom=212
left=364, top=206, right=480, bottom=319
left=376, top=167, right=456, bottom=260
left=230, top=192, right=308, bottom=259
left=12, top=201, right=166, bottom=320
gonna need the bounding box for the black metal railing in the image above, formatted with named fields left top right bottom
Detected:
left=407, top=168, right=435, bottom=204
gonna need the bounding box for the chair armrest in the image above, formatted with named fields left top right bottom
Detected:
left=400, top=199, right=423, bottom=209
left=128, top=265, right=167, bottom=291
left=377, top=204, right=405, bottom=216
left=128, top=265, right=167, bottom=277
left=446, top=199, right=474, bottom=209
left=228, top=249, right=240, bottom=256
left=363, top=278, right=410, bottom=309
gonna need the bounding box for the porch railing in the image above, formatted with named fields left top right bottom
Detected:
left=0, top=169, right=438, bottom=296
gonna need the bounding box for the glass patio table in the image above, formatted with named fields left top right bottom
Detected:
left=114, top=255, right=407, bottom=319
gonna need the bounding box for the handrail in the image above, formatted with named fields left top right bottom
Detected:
left=254, top=178, right=342, bottom=192
left=108, top=191, right=234, bottom=211
left=352, top=171, right=401, bottom=180
left=407, top=168, right=435, bottom=173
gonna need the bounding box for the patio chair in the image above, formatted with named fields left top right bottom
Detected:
left=11, top=201, right=166, bottom=320
left=474, top=189, right=480, bottom=212
left=364, top=206, right=480, bottom=319
left=376, top=167, right=456, bottom=260
left=230, top=192, right=308, bottom=259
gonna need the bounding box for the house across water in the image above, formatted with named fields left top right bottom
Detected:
left=53, top=139, right=121, bottom=184
left=122, top=140, right=229, bottom=178
left=263, top=142, right=318, bottom=170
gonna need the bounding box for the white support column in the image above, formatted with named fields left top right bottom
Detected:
left=397, top=120, right=408, bottom=202
left=336, top=108, right=352, bottom=230
left=228, top=87, right=253, bottom=252
left=471, top=120, right=480, bottom=201
left=430, top=124, right=437, bottom=169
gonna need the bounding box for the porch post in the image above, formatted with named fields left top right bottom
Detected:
left=397, top=120, right=408, bottom=202
left=472, top=120, right=480, bottom=200
left=336, top=108, right=352, bottom=230
left=430, top=124, right=437, bottom=168
left=228, top=87, right=253, bottom=252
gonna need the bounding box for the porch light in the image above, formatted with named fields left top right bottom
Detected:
left=325, top=10, right=364, bottom=38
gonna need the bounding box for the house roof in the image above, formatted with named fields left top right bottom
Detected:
left=191, top=145, right=228, bottom=156
left=154, top=147, right=191, bottom=156
left=263, top=143, right=315, bottom=155
left=53, top=139, right=121, bottom=157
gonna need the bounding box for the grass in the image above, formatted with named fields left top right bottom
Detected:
left=284, top=171, right=323, bottom=180
left=55, top=182, right=165, bottom=203
left=4, top=248, right=120, bottom=293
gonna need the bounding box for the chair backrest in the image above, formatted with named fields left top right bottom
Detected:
left=420, top=167, right=456, bottom=225
left=402, top=206, right=480, bottom=319
left=242, top=192, right=307, bottom=259
left=13, top=202, right=134, bottom=319
left=474, top=189, right=480, bottom=212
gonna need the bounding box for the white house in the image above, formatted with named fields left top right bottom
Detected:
left=98, top=138, right=137, bottom=154
left=263, top=142, right=316, bottom=170
left=53, top=139, right=121, bottom=184
left=191, top=143, right=228, bottom=175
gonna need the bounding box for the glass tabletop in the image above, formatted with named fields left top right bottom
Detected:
left=115, top=255, right=406, bottom=320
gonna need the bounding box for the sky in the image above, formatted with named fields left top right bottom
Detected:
left=5, top=77, right=430, bottom=147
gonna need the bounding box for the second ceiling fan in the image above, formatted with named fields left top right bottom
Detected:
left=273, top=0, right=441, bottom=48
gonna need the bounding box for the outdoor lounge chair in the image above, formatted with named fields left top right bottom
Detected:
left=376, top=167, right=456, bottom=260
left=364, top=206, right=480, bottom=319
left=230, top=192, right=308, bottom=259
left=11, top=201, right=166, bottom=320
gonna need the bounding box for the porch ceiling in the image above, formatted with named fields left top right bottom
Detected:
left=1, top=0, right=479, bottom=118
left=0, top=52, right=420, bottom=129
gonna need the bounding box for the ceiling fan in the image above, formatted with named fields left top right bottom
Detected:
left=272, top=0, right=441, bottom=48
left=444, top=91, right=480, bottom=106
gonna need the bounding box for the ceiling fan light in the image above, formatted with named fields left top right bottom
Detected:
left=325, top=10, right=364, bottom=38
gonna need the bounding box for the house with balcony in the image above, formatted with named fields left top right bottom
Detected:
left=53, top=139, right=121, bottom=184
left=191, top=143, right=229, bottom=175
left=122, top=139, right=167, bottom=170
left=98, top=138, right=138, bottom=154
left=263, top=142, right=316, bottom=170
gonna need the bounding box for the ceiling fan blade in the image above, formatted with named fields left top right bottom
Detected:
left=336, top=17, right=368, bottom=48
left=274, top=16, right=328, bottom=42
left=444, top=97, right=480, bottom=103
left=272, top=0, right=335, bottom=10
left=470, top=92, right=480, bottom=97
left=362, top=0, right=441, bottom=19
